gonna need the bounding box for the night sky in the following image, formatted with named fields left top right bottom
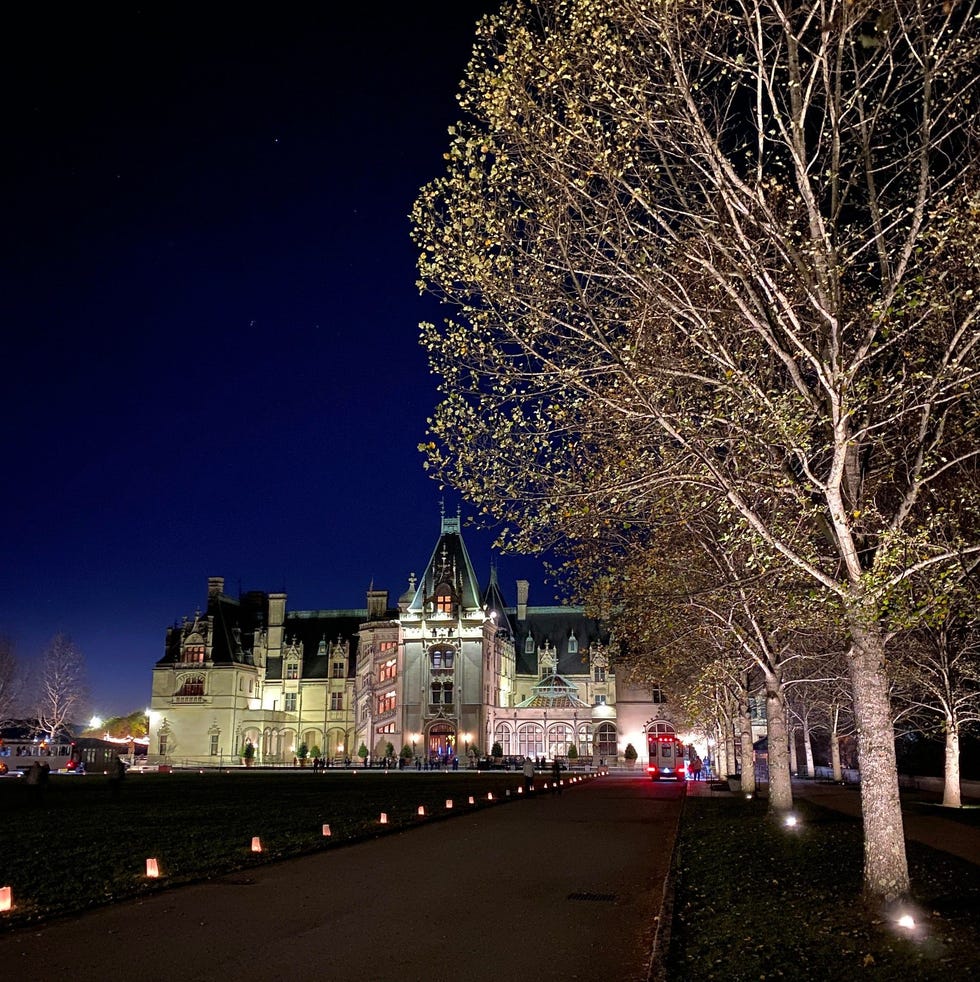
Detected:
left=1, top=2, right=552, bottom=717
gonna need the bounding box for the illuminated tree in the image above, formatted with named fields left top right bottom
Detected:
left=0, top=635, right=23, bottom=727
left=412, top=0, right=980, bottom=901
left=34, top=634, right=88, bottom=741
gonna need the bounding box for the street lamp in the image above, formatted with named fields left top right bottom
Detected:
left=463, top=732, right=472, bottom=764
left=411, top=732, right=420, bottom=757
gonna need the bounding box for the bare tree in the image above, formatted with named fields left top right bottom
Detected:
left=891, top=611, right=980, bottom=807
left=413, top=0, right=980, bottom=902
left=0, top=635, right=23, bottom=727
left=34, top=634, right=88, bottom=741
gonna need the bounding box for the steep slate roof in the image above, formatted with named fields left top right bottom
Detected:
left=481, top=564, right=514, bottom=638
left=512, top=607, right=609, bottom=675
left=407, top=512, right=484, bottom=613
left=159, top=590, right=264, bottom=668
left=268, top=609, right=366, bottom=681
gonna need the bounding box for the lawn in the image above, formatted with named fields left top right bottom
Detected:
left=0, top=767, right=526, bottom=931
left=665, top=793, right=980, bottom=981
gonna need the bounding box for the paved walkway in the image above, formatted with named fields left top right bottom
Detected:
left=0, top=774, right=684, bottom=982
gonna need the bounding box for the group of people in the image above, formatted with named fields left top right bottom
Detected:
left=688, top=754, right=712, bottom=780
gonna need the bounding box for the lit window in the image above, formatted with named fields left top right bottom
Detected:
left=431, top=648, right=454, bottom=669
left=380, top=658, right=397, bottom=682
left=286, top=662, right=299, bottom=680
left=435, top=590, right=452, bottom=614
left=377, top=690, right=396, bottom=714
left=594, top=695, right=606, bottom=706
left=594, top=667, right=606, bottom=683
left=183, top=644, right=205, bottom=664
left=176, top=676, right=205, bottom=697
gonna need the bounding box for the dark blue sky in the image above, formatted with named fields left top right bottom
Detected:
left=1, top=3, right=552, bottom=717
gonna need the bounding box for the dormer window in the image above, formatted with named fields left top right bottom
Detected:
left=435, top=589, right=452, bottom=614
left=525, top=635, right=535, bottom=654
left=286, top=662, right=299, bottom=680
left=568, top=634, right=578, bottom=654
left=183, top=643, right=205, bottom=664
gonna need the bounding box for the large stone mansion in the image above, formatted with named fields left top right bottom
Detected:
left=149, top=513, right=675, bottom=767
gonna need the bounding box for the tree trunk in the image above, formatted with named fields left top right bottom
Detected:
left=830, top=713, right=843, bottom=783
left=738, top=673, right=756, bottom=794
left=847, top=630, right=910, bottom=901
left=788, top=722, right=798, bottom=776
left=802, top=719, right=815, bottom=779
left=765, top=677, right=793, bottom=813
left=943, top=723, right=962, bottom=808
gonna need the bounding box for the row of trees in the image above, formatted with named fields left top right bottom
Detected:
left=412, top=0, right=980, bottom=904
left=0, top=633, right=89, bottom=739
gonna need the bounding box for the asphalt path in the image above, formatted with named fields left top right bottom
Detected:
left=0, top=773, right=684, bottom=982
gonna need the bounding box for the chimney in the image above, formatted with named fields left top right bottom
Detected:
left=367, top=589, right=389, bottom=620
left=208, top=576, right=224, bottom=597
left=516, top=579, right=529, bottom=622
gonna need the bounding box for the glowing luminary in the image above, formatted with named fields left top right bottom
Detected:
left=487, top=792, right=494, bottom=800
left=251, top=836, right=262, bottom=853
left=418, top=806, right=426, bottom=816
left=446, top=799, right=453, bottom=809
left=0, top=887, right=12, bottom=912
left=517, top=787, right=523, bottom=794
left=145, top=858, right=159, bottom=878
left=322, top=824, right=331, bottom=837
left=506, top=789, right=511, bottom=796
left=468, top=795, right=475, bottom=804
left=380, top=812, right=388, bottom=824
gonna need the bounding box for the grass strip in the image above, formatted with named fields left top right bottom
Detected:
left=666, top=794, right=980, bottom=981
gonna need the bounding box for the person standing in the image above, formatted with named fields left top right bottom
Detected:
left=522, top=756, right=535, bottom=793
left=552, top=758, right=562, bottom=795
left=108, top=753, right=126, bottom=797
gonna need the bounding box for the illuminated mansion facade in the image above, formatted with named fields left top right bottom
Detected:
left=149, top=514, right=673, bottom=767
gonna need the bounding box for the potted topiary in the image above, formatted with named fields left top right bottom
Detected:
left=357, top=742, right=369, bottom=767
left=567, top=743, right=578, bottom=768
left=491, top=741, right=503, bottom=764
left=297, top=742, right=309, bottom=767
left=624, top=743, right=638, bottom=769
left=242, top=740, right=255, bottom=768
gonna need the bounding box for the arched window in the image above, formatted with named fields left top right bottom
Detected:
left=568, top=634, right=578, bottom=654
left=546, top=723, right=573, bottom=759
left=595, top=722, right=617, bottom=759
left=493, top=723, right=513, bottom=755
left=524, top=635, right=535, bottom=654
left=517, top=723, right=544, bottom=758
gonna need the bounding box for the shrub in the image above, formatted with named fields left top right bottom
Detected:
left=624, top=743, right=638, bottom=761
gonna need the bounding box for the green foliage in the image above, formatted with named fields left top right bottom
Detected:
left=491, top=741, right=503, bottom=758
left=385, top=742, right=395, bottom=758
left=624, top=743, right=638, bottom=761
left=400, top=744, right=413, bottom=761
left=357, top=743, right=368, bottom=760
left=297, top=742, right=309, bottom=760
left=310, top=746, right=321, bottom=758
left=567, top=743, right=578, bottom=759
left=241, top=741, right=255, bottom=760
